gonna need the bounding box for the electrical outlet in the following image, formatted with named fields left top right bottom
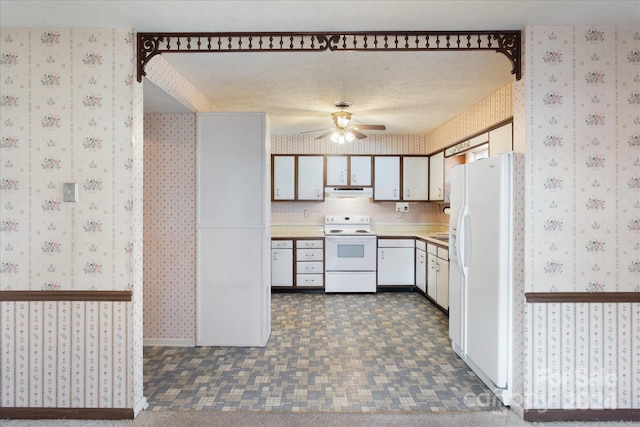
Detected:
left=395, top=202, right=409, bottom=213
left=304, top=209, right=309, bottom=218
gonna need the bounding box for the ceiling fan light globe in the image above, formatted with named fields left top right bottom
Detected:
left=345, top=132, right=356, bottom=143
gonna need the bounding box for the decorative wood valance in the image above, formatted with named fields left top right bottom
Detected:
left=136, top=31, right=521, bottom=83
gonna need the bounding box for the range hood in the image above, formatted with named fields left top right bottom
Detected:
left=324, top=187, right=373, bottom=198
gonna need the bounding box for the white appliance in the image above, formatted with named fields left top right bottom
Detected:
left=324, top=215, right=377, bottom=293
left=324, top=187, right=373, bottom=198
left=448, top=151, right=523, bottom=406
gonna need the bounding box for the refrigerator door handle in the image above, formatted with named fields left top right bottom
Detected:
left=457, top=207, right=470, bottom=278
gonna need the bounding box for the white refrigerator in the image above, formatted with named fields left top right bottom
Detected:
left=448, top=151, right=522, bottom=406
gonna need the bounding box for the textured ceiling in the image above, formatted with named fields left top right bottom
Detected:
left=2, top=1, right=638, bottom=135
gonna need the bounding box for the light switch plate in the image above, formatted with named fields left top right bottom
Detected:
left=63, top=183, right=78, bottom=202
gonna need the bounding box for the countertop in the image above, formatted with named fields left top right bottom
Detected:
left=271, top=224, right=449, bottom=247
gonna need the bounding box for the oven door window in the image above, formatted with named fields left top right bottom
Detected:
left=337, top=243, right=365, bottom=258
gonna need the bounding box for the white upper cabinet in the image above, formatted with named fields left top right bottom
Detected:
left=350, top=156, right=372, bottom=186
left=489, top=122, right=513, bottom=157
left=402, top=156, right=429, bottom=201
left=297, top=156, right=324, bottom=200
left=326, top=156, right=349, bottom=186
left=374, top=156, right=400, bottom=200
left=326, top=155, right=372, bottom=187
left=429, top=151, right=444, bottom=201
left=272, top=155, right=295, bottom=201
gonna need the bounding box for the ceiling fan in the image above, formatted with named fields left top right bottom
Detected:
left=302, top=101, right=386, bottom=143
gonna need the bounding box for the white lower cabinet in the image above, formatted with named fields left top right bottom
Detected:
left=271, top=240, right=293, bottom=287
left=427, top=244, right=449, bottom=309
left=415, top=240, right=427, bottom=293
left=296, top=239, right=324, bottom=287
left=377, top=239, right=415, bottom=286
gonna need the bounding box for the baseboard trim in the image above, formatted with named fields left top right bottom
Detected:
left=0, top=407, right=134, bottom=420
left=133, top=396, right=148, bottom=417
left=143, top=338, right=195, bottom=347
left=523, top=408, right=640, bottom=422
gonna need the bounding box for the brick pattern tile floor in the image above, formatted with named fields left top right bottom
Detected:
left=143, top=292, right=503, bottom=412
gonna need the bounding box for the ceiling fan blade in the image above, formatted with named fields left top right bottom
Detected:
left=314, top=130, right=335, bottom=140
left=300, top=128, right=330, bottom=134
left=351, top=130, right=368, bottom=139
left=355, top=124, right=386, bottom=131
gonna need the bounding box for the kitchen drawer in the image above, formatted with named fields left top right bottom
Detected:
left=272, top=240, right=293, bottom=249
left=378, top=239, right=415, bottom=248
left=438, top=247, right=449, bottom=259
left=296, top=274, right=323, bottom=287
left=296, top=261, right=323, bottom=274
left=427, top=243, right=438, bottom=255
left=297, top=239, right=323, bottom=249
left=296, top=248, right=324, bottom=261
left=416, top=239, right=427, bottom=251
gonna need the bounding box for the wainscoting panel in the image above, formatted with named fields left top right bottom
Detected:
left=1, top=300, right=132, bottom=410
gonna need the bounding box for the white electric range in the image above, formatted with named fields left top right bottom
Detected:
left=324, top=215, right=377, bottom=293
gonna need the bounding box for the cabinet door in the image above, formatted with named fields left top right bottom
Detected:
left=429, top=151, right=444, bottom=201
left=350, top=156, right=372, bottom=186
left=427, top=252, right=438, bottom=300
left=374, top=156, right=400, bottom=200
left=489, top=122, right=513, bottom=157
left=326, top=156, right=348, bottom=186
left=378, top=246, right=415, bottom=285
left=271, top=248, right=293, bottom=286
left=415, top=248, right=427, bottom=292
left=273, top=156, right=295, bottom=200
left=402, top=156, right=429, bottom=201
left=436, top=258, right=449, bottom=309
left=297, top=156, right=324, bottom=200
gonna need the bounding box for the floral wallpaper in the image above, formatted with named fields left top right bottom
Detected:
left=0, top=28, right=144, bottom=412
left=528, top=26, right=639, bottom=294
left=0, top=28, right=136, bottom=292
left=524, top=26, right=640, bottom=412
